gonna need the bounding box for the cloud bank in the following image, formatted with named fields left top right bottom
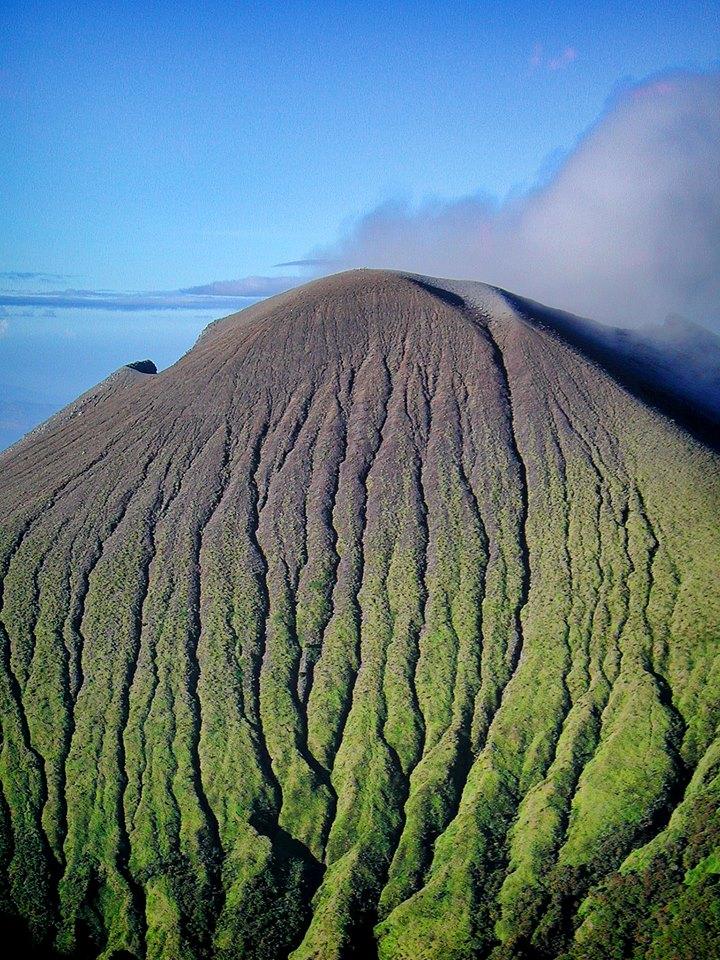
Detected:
left=180, top=275, right=304, bottom=297
left=323, top=71, right=720, bottom=330
left=0, top=276, right=301, bottom=311
left=0, top=271, right=75, bottom=283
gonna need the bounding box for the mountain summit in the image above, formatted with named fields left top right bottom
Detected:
left=1, top=270, right=719, bottom=959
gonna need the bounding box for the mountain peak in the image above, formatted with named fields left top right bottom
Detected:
left=0, top=272, right=718, bottom=960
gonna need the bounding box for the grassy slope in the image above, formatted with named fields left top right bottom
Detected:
left=0, top=271, right=718, bottom=959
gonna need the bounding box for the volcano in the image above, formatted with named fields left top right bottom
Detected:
left=1, top=270, right=718, bottom=960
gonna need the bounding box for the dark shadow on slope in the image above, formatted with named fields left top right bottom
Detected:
left=406, top=277, right=466, bottom=309
left=346, top=911, right=381, bottom=960
left=234, top=823, right=325, bottom=960
left=0, top=913, right=101, bottom=960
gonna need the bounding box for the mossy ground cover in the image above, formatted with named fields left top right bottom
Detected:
left=0, top=271, right=718, bottom=958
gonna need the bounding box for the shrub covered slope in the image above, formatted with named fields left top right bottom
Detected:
left=0, top=270, right=718, bottom=959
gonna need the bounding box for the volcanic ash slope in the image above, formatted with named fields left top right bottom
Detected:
left=0, top=270, right=719, bottom=960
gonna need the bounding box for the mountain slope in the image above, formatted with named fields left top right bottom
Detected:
left=0, top=270, right=718, bottom=960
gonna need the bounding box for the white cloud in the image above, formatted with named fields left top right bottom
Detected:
left=180, top=275, right=304, bottom=297
left=530, top=43, right=578, bottom=72
left=0, top=276, right=303, bottom=311
left=321, top=71, right=720, bottom=331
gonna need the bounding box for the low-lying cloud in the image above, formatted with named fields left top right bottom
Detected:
left=272, top=258, right=333, bottom=269
left=0, top=275, right=301, bottom=311
left=0, top=271, right=75, bottom=283
left=180, top=275, right=304, bottom=298
left=323, top=70, right=720, bottom=331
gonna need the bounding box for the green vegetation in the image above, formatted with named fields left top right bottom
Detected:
left=0, top=271, right=718, bottom=958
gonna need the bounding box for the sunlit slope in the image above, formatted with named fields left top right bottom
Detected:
left=0, top=270, right=718, bottom=959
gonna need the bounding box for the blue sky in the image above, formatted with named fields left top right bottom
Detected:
left=3, top=0, right=718, bottom=288
left=0, top=0, right=718, bottom=448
